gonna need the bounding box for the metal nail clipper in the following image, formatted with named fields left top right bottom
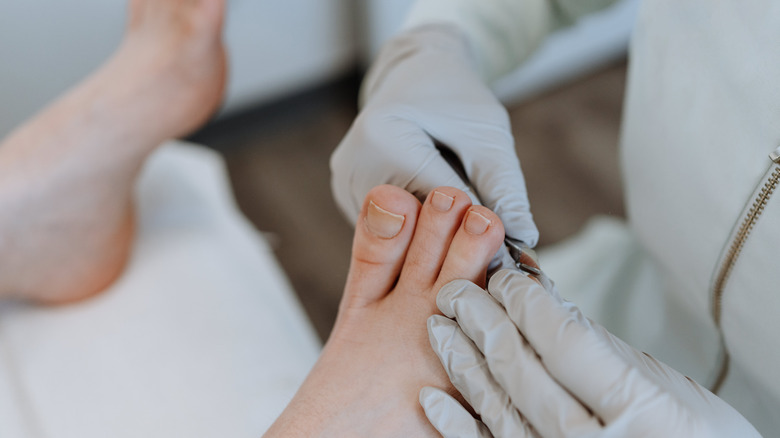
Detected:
left=435, top=142, right=543, bottom=278
left=504, top=237, right=542, bottom=277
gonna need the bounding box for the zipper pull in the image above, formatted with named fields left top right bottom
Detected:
left=769, top=146, right=780, bottom=164
left=771, top=145, right=780, bottom=163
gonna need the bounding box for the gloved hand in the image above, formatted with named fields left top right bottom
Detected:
left=330, top=24, right=539, bottom=248
left=421, top=269, right=761, bottom=437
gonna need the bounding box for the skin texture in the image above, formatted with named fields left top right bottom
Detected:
left=266, top=185, right=505, bottom=437
left=0, top=1, right=506, bottom=433
left=0, top=0, right=227, bottom=303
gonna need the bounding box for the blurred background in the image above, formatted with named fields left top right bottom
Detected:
left=1, top=0, right=638, bottom=339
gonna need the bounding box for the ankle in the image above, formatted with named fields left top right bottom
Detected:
left=105, top=37, right=226, bottom=140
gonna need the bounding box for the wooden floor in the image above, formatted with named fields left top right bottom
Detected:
left=192, top=60, right=628, bottom=340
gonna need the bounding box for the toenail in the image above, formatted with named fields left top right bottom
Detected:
left=366, top=200, right=405, bottom=239
left=431, top=191, right=454, bottom=212
left=464, top=210, right=491, bottom=235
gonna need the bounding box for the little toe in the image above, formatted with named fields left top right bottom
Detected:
left=396, top=187, right=473, bottom=290
left=342, top=185, right=421, bottom=310
left=436, top=206, right=505, bottom=289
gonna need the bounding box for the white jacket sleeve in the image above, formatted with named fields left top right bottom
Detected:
left=403, top=0, right=619, bottom=82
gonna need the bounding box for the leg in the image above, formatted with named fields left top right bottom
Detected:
left=266, top=185, right=505, bottom=437
left=0, top=0, right=226, bottom=303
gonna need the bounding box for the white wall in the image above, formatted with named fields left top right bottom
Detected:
left=1, top=0, right=640, bottom=139
left=0, top=0, right=357, bottom=138
left=362, top=0, right=640, bottom=104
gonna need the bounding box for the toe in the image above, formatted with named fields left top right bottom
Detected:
left=396, top=187, right=473, bottom=291
left=436, top=206, right=505, bottom=289
left=341, top=185, right=421, bottom=310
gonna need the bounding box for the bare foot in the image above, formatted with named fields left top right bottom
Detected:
left=0, top=0, right=227, bottom=303
left=121, top=0, right=227, bottom=139
left=266, top=185, right=505, bottom=437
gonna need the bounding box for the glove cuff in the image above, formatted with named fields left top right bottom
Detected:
left=359, top=24, right=477, bottom=108
left=402, top=0, right=555, bottom=83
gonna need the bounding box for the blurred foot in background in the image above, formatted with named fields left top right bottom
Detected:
left=0, top=0, right=227, bottom=303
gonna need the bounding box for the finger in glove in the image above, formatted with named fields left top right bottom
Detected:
left=437, top=280, right=602, bottom=436
left=419, top=386, right=494, bottom=438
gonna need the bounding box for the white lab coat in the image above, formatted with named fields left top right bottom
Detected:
left=2, top=1, right=777, bottom=436
left=408, top=0, right=780, bottom=434
left=535, top=1, right=780, bottom=435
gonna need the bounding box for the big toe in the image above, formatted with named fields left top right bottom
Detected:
left=435, top=206, right=505, bottom=290
left=341, top=185, right=421, bottom=310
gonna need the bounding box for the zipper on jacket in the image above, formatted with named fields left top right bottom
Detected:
left=709, top=145, right=780, bottom=393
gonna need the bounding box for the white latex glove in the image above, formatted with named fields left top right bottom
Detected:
left=330, top=24, right=539, bottom=248
left=421, top=269, right=761, bottom=437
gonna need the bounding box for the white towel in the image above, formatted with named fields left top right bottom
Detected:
left=0, top=142, right=321, bottom=437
